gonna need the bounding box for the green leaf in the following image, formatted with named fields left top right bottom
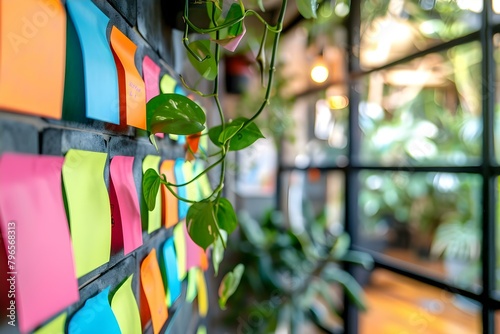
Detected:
left=207, top=0, right=223, bottom=22
left=218, top=264, right=245, bottom=309
left=149, top=133, right=159, bottom=151
left=339, top=250, right=374, bottom=270
left=187, top=40, right=217, bottom=80
left=218, top=122, right=244, bottom=145
left=212, top=231, right=227, bottom=276
left=322, top=267, right=366, bottom=311
left=331, top=233, right=351, bottom=259
left=147, top=94, right=206, bottom=135
left=143, top=168, right=161, bottom=211
left=186, top=201, right=219, bottom=250
left=216, top=198, right=238, bottom=233
left=208, top=118, right=265, bottom=151
left=225, top=3, right=244, bottom=38
left=296, top=0, right=317, bottom=19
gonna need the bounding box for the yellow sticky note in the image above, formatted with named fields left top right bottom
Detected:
left=111, top=275, right=141, bottom=334
left=186, top=268, right=198, bottom=303
left=196, top=269, right=208, bottom=317
left=193, top=161, right=212, bottom=199
left=173, top=223, right=187, bottom=280
left=160, top=74, right=177, bottom=94
left=33, top=312, right=67, bottom=334
left=182, top=161, right=199, bottom=201
left=62, top=149, right=111, bottom=278
left=142, top=155, right=162, bottom=233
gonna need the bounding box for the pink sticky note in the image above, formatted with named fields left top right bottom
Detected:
left=142, top=56, right=164, bottom=138
left=142, top=56, right=160, bottom=103
left=110, top=156, right=143, bottom=255
left=183, top=223, right=204, bottom=271
left=0, top=153, right=79, bottom=333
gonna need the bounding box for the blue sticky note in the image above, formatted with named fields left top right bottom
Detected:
left=68, top=287, right=121, bottom=334
left=66, top=0, right=120, bottom=124
left=161, top=238, right=181, bottom=307
left=174, top=159, right=189, bottom=219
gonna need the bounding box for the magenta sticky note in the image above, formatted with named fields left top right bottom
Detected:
left=183, top=223, right=204, bottom=271
left=142, top=56, right=160, bottom=103
left=110, top=156, right=143, bottom=255
left=142, top=56, right=164, bottom=138
left=0, top=153, right=79, bottom=333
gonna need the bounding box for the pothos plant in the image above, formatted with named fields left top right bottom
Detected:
left=142, top=0, right=319, bottom=305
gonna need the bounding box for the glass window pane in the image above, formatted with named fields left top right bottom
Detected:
left=360, top=0, right=481, bottom=69
left=358, top=171, right=482, bottom=289
left=358, top=42, right=482, bottom=166
left=282, top=92, right=349, bottom=168
left=360, top=269, right=481, bottom=333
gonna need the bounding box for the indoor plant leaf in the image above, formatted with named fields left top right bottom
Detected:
left=208, top=118, right=265, bottom=151
left=296, top=0, right=317, bottom=19
left=186, top=39, right=218, bottom=80
left=143, top=168, right=161, bottom=211
left=212, top=231, right=227, bottom=276
left=186, top=201, right=219, bottom=250
left=147, top=93, right=206, bottom=135
left=212, top=3, right=246, bottom=52
left=218, top=264, right=245, bottom=309
left=216, top=197, right=238, bottom=233
left=322, top=267, right=366, bottom=311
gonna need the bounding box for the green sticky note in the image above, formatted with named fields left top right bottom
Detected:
left=193, top=161, right=212, bottom=199
left=173, top=223, right=187, bottom=280
left=142, top=155, right=162, bottom=233
left=62, top=149, right=111, bottom=278
left=186, top=268, right=199, bottom=303
left=182, top=161, right=199, bottom=201
left=111, top=275, right=141, bottom=334
left=34, top=312, right=67, bottom=334
left=160, top=74, right=177, bottom=94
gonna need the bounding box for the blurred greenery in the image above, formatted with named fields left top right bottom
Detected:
left=223, top=207, right=372, bottom=333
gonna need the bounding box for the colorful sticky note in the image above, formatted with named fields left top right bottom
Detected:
left=111, top=275, right=141, bottom=334
left=174, top=159, right=189, bottom=220
left=182, top=161, right=200, bottom=201
left=34, top=312, right=67, bottom=334
left=160, top=160, right=179, bottom=228
left=196, top=270, right=209, bottom=317
left=142, top=155, right=162, bottom=233
left=0, top=0, right=66, bottom=118
left=0, top=154, right=79, bottom=333
left=186, top=268, right=199, bottom=303
left=110, top=156, right=143, bottom=255
left=194, top=161, right=212, bottom=199
left=173, top=224, right=187, bottom=280
left=68, top=287, right=121, bottom=334
left=62, top=149, right=111, bottom=278
left=159, top=74, right=177, bottom=94
left=66, top=0, right=120, bottom=124
left=110, top=26, right=147, bottom=129
left=183, top=223, right=204, bottom=271
left=142, top=56, right=160, bottom=102
left=140, top=249, right=168, bottom=334
left=161, top=238, right=181, bottom=307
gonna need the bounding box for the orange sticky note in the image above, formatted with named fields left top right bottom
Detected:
left=110, top=26, right=146, bottom=129
left=140, top=249, right=168, bottom=334
left=0, top=0, right=66, bottom=118
left=160, top=160, right=179, bottom=228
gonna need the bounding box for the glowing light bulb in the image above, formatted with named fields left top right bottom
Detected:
left=310, top=63, right=329, bottom=83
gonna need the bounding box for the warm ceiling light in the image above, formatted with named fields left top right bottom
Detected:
left=310, top=61, right=329, bottom=83
left=327, top=95, right=349, bottom=109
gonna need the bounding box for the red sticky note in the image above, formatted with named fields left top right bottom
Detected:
left=110, top=156, right=143, bottom=255
left=0, top=153, right=79, bottom=333
left=110, top=26, right=147, bottom=129
left=0, top=0, right=66, bottom=118
left=140, top=249, right=168, bottom=334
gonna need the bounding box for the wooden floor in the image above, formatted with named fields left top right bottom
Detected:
left=359, top=269, right=482, bottom=334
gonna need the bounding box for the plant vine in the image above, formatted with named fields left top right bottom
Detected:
left=143, top=0, right=317, bottom=304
